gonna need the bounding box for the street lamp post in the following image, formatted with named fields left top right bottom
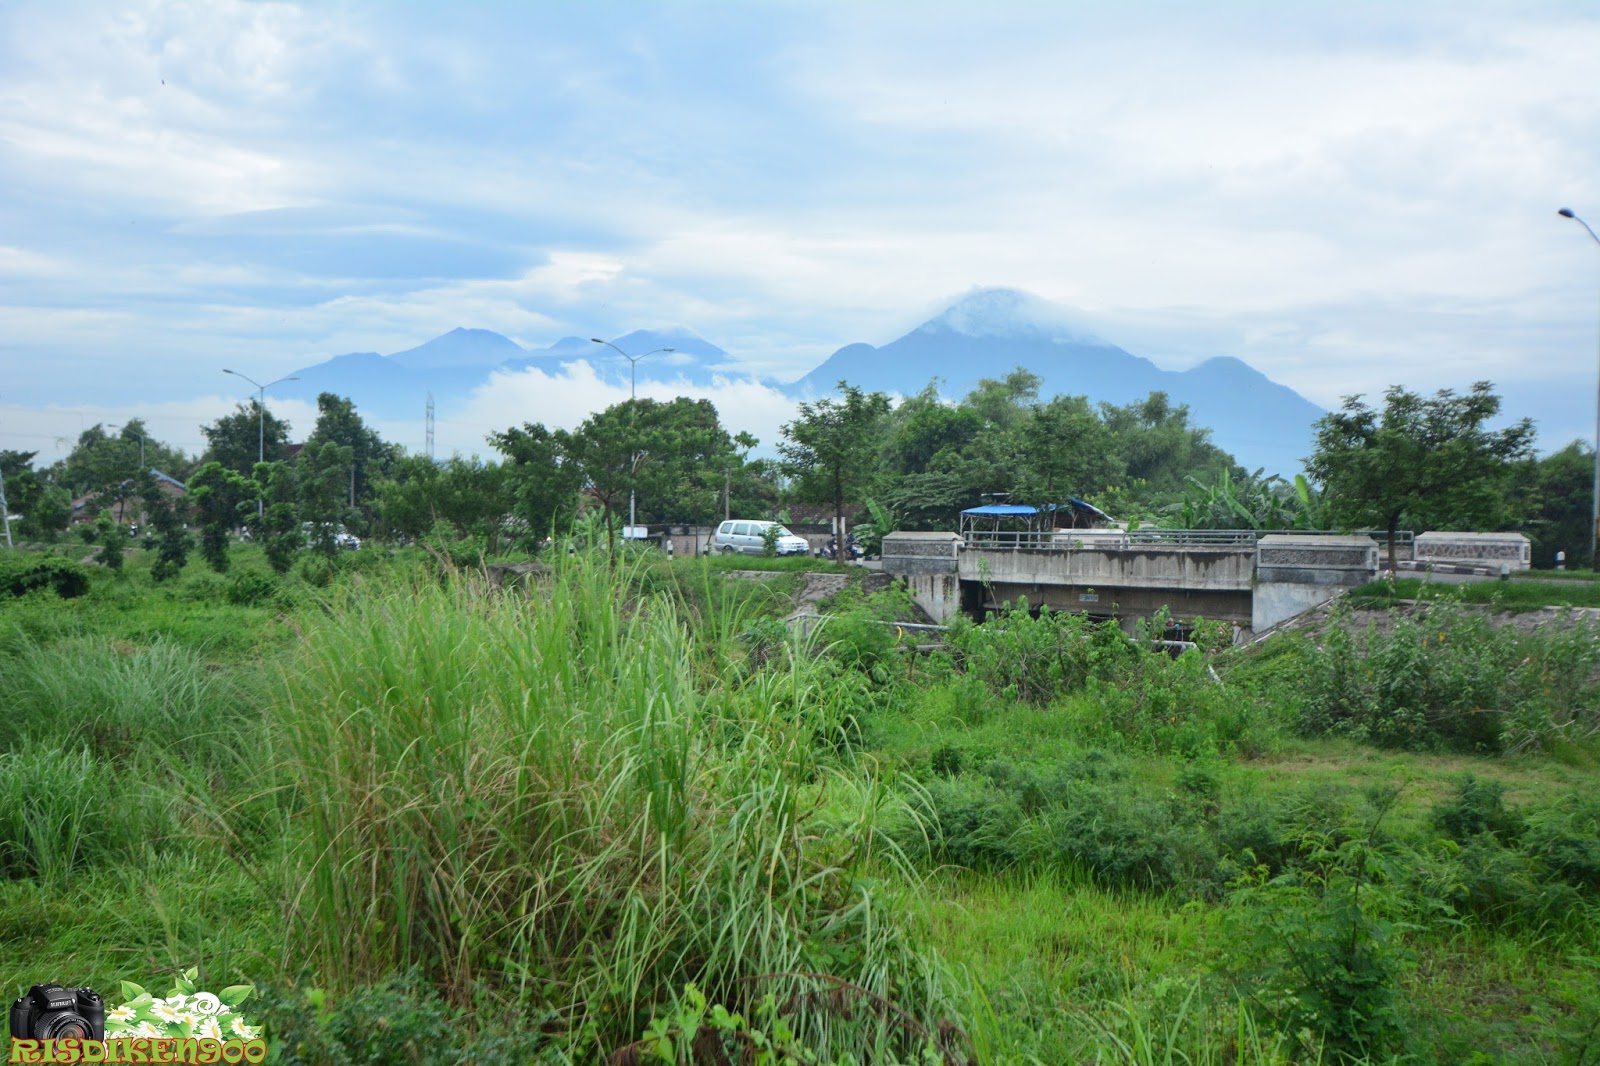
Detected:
left=589, top=339, right=674, bottom=534
left=107, top=425, right=146, bottom=469
left=222, top=369, right=299, bottom=517
left=1559, top=208, right=1600, bottom=569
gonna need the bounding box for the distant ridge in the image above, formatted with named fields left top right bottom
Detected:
left=273, top=287, right=1325, bottom=475
left=789, top=288, right=1324, bottom=475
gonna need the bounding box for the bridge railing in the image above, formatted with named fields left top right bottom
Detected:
left=961, top=528, right=1415, bottom=552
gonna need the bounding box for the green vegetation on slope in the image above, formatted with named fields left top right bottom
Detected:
left=0, top=543, right=1597, bottom=1064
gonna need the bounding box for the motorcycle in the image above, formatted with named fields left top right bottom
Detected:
left=817, top=534, right=863, bottom=562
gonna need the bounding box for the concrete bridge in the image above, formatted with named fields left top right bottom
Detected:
left=881, top=528, right=1531, bottom=639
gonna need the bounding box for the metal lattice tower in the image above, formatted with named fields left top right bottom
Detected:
left=425, top=392, right=435, bottom=460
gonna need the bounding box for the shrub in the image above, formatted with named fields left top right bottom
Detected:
left=295, top=552, right=335, bottom=588
left=1431, top=775, right=1523, bottom=843
left=910, top=775, right=1028, bottom=871
left=1522, top=793, right=1600, bottom=892
left=953, top=601, right=1135, bottom=705
left=0, top=556, right=91, bottom=599
left=226, top=570, right=281, bottom=607
left=252, top=972, right=559, bottom=1066
left=1224, top=789, right=1415, bottom=1062
left=1300, top=599, right=1600, bottom=752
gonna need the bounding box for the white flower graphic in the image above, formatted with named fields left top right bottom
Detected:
left=229, top=1017, right=259, bottom=1040
left=196, top=1017, right=224, bottom=1041
left=151, top=1001, right=180, bottom=1024
left=107, top=1004, right=136, bottom=1026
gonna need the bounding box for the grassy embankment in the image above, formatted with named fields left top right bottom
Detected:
left=0, top=543, right=1597, bottom=1063
left=1348, top=571, right=1600, bottom=610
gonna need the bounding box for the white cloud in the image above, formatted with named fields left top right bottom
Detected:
left=2, top=1, right=1600, bottom=460
left=443, top=362, right=801, bottom=459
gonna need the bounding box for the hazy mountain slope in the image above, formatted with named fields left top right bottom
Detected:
left=790, top=289, right=1323, bottom=475
left=272, top=288, right=1325, bottom=475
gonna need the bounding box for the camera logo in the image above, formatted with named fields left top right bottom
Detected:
left=9, top=986, right=104, bottom=1042
left=8, top=977, right=266, bottom=1064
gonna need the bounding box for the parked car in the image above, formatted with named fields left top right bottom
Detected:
left=710, top=520, right=810, bottom=556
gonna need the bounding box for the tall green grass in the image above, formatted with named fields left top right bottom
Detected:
left=265, top=555, right=958, bottom=1057
left=1, top=637, right=248, bottom=761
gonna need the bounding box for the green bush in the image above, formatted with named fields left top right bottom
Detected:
left=1300, top=600, right=1600, bottom=753
left=0, top=556, right=91, bottom=599
left=1224, top=789, right=1415, bottom=1062
left=295, top=552, right=336, bottom=588
left=226, top=570, right=281, bottom=607
left=1522, top=793, right=1600, bottom=892
left=252, top=972, right=558, bottom=1066
left=1431, top=775, right=1523, bottom=843
left=953, top=601, right=1136, bottom=705
left=910, top=775, right=1028, bottom=871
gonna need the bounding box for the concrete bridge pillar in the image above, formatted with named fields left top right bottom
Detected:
left=1253, top=535, right=1379, bottom=631
left=880, top=532, right=963, bottom=623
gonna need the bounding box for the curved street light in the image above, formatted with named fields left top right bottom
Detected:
left=589, top=339, right=675, bottom=533
left=1559, top=208, right=1600, bottom=568
left=222, top=368, right=299, bottom=517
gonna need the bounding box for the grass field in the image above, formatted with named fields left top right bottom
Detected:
left=1347, top=573, right=1600, bottom=610
left=1, top=541, right=1597, bottom=1064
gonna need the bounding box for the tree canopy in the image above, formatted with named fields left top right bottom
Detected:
left=1306, top=381, right=1536, bottom=569
left=201, top=402, right=293, bottom=478
left=779, top=382, right=893, bottom=537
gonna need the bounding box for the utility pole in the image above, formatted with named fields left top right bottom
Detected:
left=108, top=425, right=146, bottom=470
left=1, top=401, right=17, bottom=547
left=0, top=457, right=12, bottom=549
left=425, top=392, right=435, bottom=460
left=724, top=467, right=731, bottom=521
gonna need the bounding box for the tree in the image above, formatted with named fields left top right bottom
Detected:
left=1306, top=382, right=1537, bottom=572
left=778, top=381, right=892, bottom=540
left=188, top=461, right=257, bottom=573
left=137, top=470, right=191, bottom=582
left=489, top=423, right=584, bottom=545
left=554, top=397, right=757, bottom=561
left=884, top=382, right=983, bottom=475
left=94, top=513, right=127, bottom=572
left=47, top=422, right=191, bottom=505
left=1, top=450, right=46, bottom=539
left=1010, top=394, right=1123, bottom=506
left=298, top=441, right=356, bottom=556
left=374, top=455, right=511, bottom=549
left=53, top=425, right=139, bottom=515
left=961, top=369, right=1041, bottom=431
left=303, top=393, right=397, bottom=523
left=1163, top=468, right=1325, bottom=531
left=255, top=461, right=301, bottom=574
left=1520, top=441, right=1593, bottom=568
left=201, top=402, right=293, bottom=478
left=1099, top=392, right=1239, bottom=500
left=628, top=397, right=757, bottom=526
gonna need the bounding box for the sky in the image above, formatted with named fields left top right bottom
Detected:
left=2, top=0, right=1599, bottom=465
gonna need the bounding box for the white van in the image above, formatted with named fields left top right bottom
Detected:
left=711, top=520, right=810, bottom=556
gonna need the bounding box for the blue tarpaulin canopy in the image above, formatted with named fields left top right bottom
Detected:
left=959, top=504, right=1056, bottom=516
left=960, top=498, right=1116, bottom=523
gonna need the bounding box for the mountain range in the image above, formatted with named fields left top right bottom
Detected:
left=274, top=288, right=1325, bottom=476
